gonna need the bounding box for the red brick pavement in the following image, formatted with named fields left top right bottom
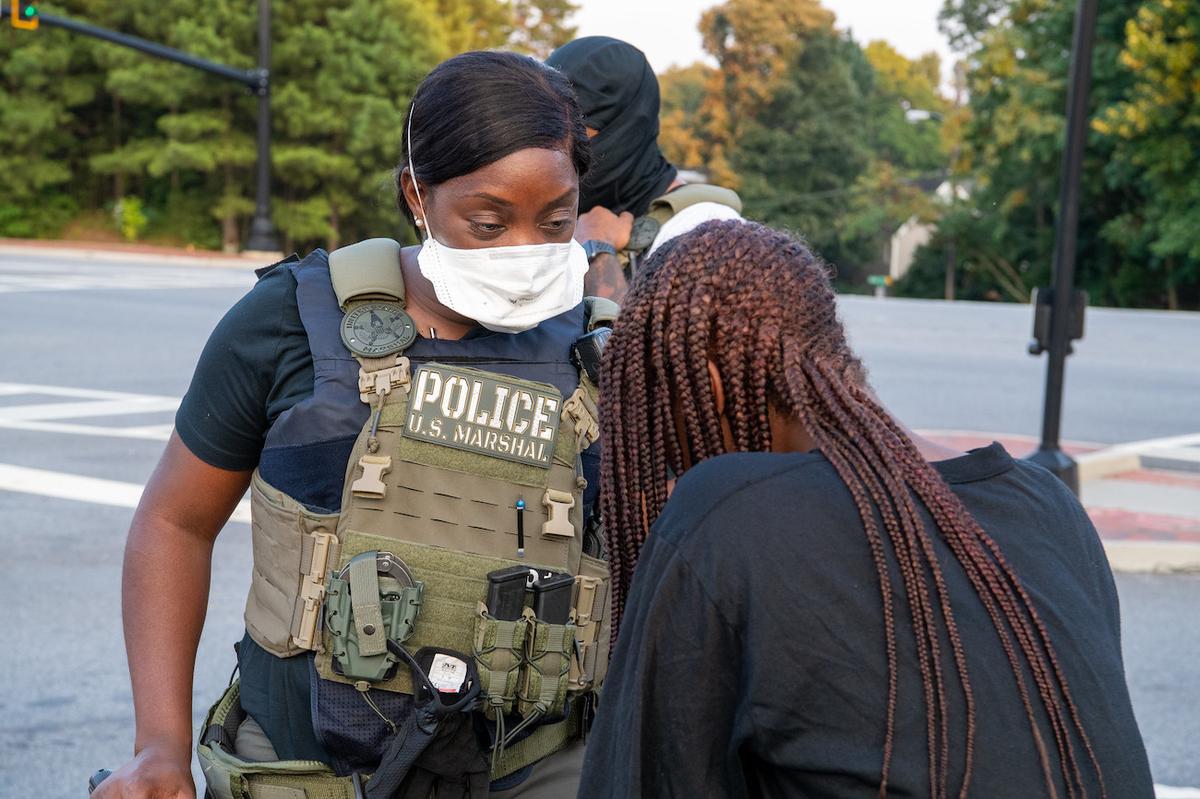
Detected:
left=1088, top=508, right=1200, bottom=543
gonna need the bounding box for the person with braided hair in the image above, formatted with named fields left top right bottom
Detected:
left=578, top=219, right=1153, bottom=798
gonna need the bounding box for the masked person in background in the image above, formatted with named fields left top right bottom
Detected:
left=547, top=36, right=742, bottom=302
left=97, top=51, right=615, bottom=799
left=581, top=220, right=1153, bottom=797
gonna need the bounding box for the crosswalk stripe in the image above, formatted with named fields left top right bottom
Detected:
left=0, top=463, right=250, bottom=523
left=0, top=419, right=174, bottom=440
left=1157, top=786, right=1200, bottom=798
left=0, top=268, right=253, bottom=294
left=0, top=397, right=180, bottom=422
left=0, top=381, right=175, bottom=401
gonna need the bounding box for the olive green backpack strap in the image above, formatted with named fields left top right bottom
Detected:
left=625, top=184, right=743, bottom=260
left=583, top=296, right=619, bottom=332
left=646, top=183, right=743, bottom=224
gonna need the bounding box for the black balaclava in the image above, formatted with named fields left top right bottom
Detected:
left=547, top=36, right=677, bottom=217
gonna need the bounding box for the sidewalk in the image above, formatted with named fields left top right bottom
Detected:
left=0, top=237, right=282, bottom=269
left=922, top=430, right=1200, bottom=573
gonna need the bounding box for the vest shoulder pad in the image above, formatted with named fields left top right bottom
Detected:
left=328, top=238, right=405, bottom=309
left=648, top=184, right=743, bottom=224
left=583, top=296, right=619, bottom=331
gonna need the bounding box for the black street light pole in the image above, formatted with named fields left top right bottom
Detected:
left=1026, top=0, right=1099, bottom=494
left=3, top=2, right=279, bottom=253
left=245, top=0, right=279, bottom=252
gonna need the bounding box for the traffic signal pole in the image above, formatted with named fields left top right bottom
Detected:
left=3, top=2, right=280, bottom=252
left=1026, top=0, right=1099, bottom=494
left=245, top=0, right=278, bottom=251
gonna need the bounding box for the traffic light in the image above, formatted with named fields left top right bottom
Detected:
left=11, top=1, right=39, bottom=30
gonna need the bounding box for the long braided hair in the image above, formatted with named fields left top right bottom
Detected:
left=598, top=220, right=1104, bottom=798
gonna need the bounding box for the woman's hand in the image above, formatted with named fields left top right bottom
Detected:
left=575, top=206, right=634, bottom=250
left=92, top=741, right=195, bottom=799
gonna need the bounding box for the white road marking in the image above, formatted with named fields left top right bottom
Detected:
left=1157, top=786, right=1200, bottom=798
left=0, top=382, right=179, bottom=440
left=0, top=381, right=178, bottom=400
left=0, top=463, right=251, bottom=523
left=0, top=263, right=253, bottom=294
left=0, top=397, right=180, bottom=422
left=0, top=419, right=174, bottom=440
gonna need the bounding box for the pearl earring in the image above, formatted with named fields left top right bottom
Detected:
left=415, top=218, right=424, bottom=227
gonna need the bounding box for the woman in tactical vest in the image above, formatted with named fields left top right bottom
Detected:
left=99, top=51, right=612, bottom=799
left=582, top=220, right=1153, bottom=797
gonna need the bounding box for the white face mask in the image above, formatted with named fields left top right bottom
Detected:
left=407, top=107, right=587, bottom=334
left=417, top=237, right=589, bottom=334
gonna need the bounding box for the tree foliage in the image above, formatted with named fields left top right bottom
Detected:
left=3, top=0, right=1193, bottom=307
left=661, top=0, right=947, bottom=282
left=659, top=0, right=1196, bottom=307
left=913, top=0, right=1199, bottom=308
left=0, top=0, right=576, bottom=250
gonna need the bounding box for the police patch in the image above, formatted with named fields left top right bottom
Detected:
left=341, top=302, right=417, bottom=357
left=402, top=364, right=561, bottom=468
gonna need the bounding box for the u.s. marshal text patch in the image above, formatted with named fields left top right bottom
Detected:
left=402, top=364, right=561, bottom=468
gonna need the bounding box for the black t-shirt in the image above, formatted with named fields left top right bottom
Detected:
left=580, top=444, right=1154, bottom=798
left=175, top=260, right=313, bottom=470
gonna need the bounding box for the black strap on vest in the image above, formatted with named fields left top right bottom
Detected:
left=364, top=644, right=488, bottom=798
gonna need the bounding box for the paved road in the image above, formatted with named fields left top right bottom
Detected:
left=839, top=294, right=1200, bottom=447
left=0, top=252, right=1196, bottom=796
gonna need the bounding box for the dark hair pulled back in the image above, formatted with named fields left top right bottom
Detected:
left=399, top=51, right=590, bottom=221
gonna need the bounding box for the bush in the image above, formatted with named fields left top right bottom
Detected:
left=112, top=197, right=149, bottom=242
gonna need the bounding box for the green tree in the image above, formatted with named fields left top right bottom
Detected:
left=1095, top=0, right=1200, bottom=309
left=0, top=9, right=100, bottom=236
left=660, top=1, right=951, bottom=280
left=0, top=0, right=579, bottom=251
left=508, top=0, right=578, bottom=57
left=730, top=30, right=874, bottom=268
left=658, top=63, right=717, bottom=170
left=917, top=0, right=1184, bottom=307
left=87, top=0, right=258, bottom=250
left=271, top=0, right=446, bottom=251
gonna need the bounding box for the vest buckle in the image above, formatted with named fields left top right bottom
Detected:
left=358, top=355, right=412, bottom=403
left=293, top=529, right=339, bottom=651
left=561, top=387, right=599, bottom=451
left=351, top=454, right=392, bottom=499
left=542, top=489, right=576, bottom=538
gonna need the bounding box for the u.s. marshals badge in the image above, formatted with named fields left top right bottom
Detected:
left=403, top=363, right=561, bottom=468
left=341, top=302, right=417, bottom=357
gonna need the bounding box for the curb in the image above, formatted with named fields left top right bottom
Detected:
left=0, top=241, right=278, bottom=270
left=1080, top=433, right=1200, bottom=479
left=1104, top=541, right=1200, bottom=573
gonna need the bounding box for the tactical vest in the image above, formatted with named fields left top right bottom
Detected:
left=623, top=183, right=742, bottom=272
left=198, top=241, right=615, bottom=799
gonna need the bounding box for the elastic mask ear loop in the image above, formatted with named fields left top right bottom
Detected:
left=406, top=101, right=433, bottom=241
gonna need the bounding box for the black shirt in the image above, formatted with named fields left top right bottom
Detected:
left=580, top=444, right=1154, bottom=798
left=175, top=262, right=313, bottom=471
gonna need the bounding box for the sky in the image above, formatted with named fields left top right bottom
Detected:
left=573, top=0, right=957, bottom=88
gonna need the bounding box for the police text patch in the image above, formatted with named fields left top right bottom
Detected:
left=402, top=364, right=561, bottom=468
